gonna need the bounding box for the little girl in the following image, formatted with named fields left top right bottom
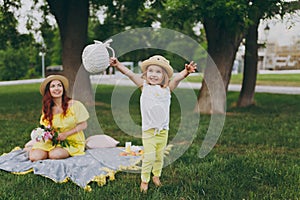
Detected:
left=110, top=55, right=197, bottom=193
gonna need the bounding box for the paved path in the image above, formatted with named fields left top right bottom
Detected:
left=1, top=74, right=300, bottom=95
left=0, top=78, right=44, bottom=86
left=91, top=74, right=300, bottom=95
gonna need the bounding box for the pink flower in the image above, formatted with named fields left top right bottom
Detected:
left=43, top=131, right=53, bottom=141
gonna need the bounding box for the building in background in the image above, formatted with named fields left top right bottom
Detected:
left=259, top=36, right=300, bottom=70
left=233, top=36, right=300, bottom=73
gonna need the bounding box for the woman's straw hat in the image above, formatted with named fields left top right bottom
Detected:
left=140, top=55, right=173, bottom=78
left=40, top=75, right=69, bottom=95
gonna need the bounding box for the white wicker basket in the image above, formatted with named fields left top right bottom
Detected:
left=82, top=39, right=115, bottom=74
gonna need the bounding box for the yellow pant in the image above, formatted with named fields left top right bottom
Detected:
left=141, top=129, right=168, bottom=183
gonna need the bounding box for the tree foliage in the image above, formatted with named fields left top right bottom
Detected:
left=90, top=0, right=153, bottom=66
left=160, top=0, right=300, bottom=112
left=0, top=0, right=42, bottom=80
left=1, top=0, right=299, bottom=98
left=0, top=0, right=24, bottom=49
left=0, top=47, right=29, bottom=80
left=237, top=0, right=300, bottom=107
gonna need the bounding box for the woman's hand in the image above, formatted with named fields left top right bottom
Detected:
left=185, top=61, right=197, bottom=73
left=57, top=133, right=68, bottom=141
left=57, top=121, right=87, bottom=141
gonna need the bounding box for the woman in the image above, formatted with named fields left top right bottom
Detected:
left=29, top=75, right=89, bottom=161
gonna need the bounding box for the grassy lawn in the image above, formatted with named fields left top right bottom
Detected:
left=0, top=83, right=299, bottom=199
left=186, top=73, right=300, bottom=87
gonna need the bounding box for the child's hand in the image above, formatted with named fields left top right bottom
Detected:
left=109, top=57, right=119, bottom=67
left=185, top=61, right=197, bottom=73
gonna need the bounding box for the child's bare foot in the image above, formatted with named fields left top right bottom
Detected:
left=140, top=182, right=148, bottom=193
left=152, top=176, right=162, bottom=187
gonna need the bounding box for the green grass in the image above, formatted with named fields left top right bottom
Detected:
left=0, top=83, right=300, bottom=199
left=186, top=73, right=300, bottom=86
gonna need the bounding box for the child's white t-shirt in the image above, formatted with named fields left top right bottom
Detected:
left=140, top=81, right=171, bottom=132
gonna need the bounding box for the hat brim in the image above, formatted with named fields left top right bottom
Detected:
left=140, top=60, right=173, bottom=78
left=40, top=75, right=69, bottom=95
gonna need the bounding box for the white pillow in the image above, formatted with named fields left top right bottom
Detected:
left=85, top=134, right=119, bottom=149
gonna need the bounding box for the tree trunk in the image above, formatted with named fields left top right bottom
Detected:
left=236, top=4, right=262, bottom=108
left=237, top=22, right=259, bottom=107
left=47, top=0, right=93, bottom=104
left=194, top=18, right=243, bottom=114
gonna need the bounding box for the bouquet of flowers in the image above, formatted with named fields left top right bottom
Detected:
left=31, top=125, right=70, bottom=147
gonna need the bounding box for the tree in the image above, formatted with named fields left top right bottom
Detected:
left=163, top=0, right=300, bottom=113
left=12, top=0, right=299, bottom=109
left=0, top=0, right=21, bottom=49
left=45, top=0, right=92, bottom=103
left=237, top=1, right=265, bottom=107
left=39, top=16, right=60, bottom=67
left=0, top=0, right=41, bottom=80
left=40, top=0, right=151, bottom=103
left=164, top=0, right=249, bottom=114
left=91, top=0, right=157, bottom=66
left=0, top=47, right=30, bottom=80
left=237, top=0, right=300, bottom=107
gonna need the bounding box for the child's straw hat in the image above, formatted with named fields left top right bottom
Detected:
left=140, top=55, right=173, bottom=78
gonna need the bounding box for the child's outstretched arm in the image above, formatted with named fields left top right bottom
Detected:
left=169, top=61, right=197, bottom=91
left=109, top=57, right=144, bottom=87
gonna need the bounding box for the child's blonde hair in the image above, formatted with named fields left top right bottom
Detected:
left=141, top=66, right=170, bottom=88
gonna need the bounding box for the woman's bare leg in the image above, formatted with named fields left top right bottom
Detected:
left=29, top=149, right=48, bottom=162
left=48, top=147, right=70, bottom=159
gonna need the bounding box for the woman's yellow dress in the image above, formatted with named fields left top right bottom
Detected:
left=32, top=100, right=89, bottom=156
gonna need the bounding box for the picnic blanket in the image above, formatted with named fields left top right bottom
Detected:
left=0, top=147, right=142, bottom=191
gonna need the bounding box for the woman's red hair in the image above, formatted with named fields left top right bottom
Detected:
left=42, top=81, right=71, bottom=126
